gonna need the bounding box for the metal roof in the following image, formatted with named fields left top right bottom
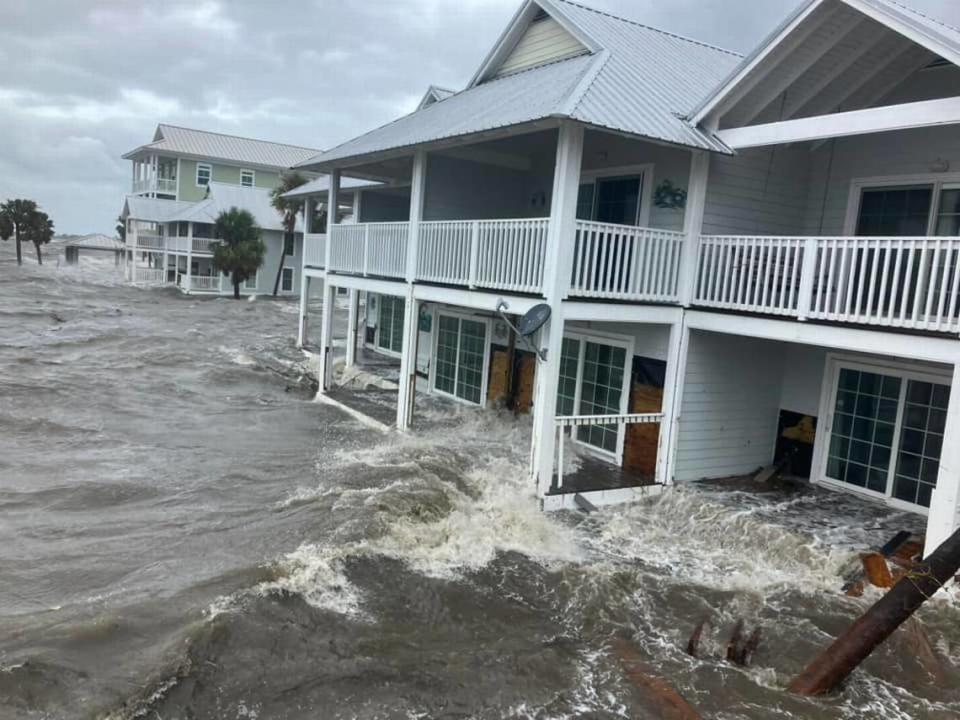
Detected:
left=417, top=85, right=457, bottom=110
left=297, top=0, right=741, bottom=169
left=122, top=184, right=300, bottom=232
left=123, top=124, right=322, bottom=169
left=280, top=174, right=381, bottom=199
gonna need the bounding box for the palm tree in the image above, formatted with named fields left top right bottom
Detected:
left=0, top=199, right=40, bottom=266
left=211, top=208, right=266, bottom=299
left=24, top=212, right=54, bottom=265
left=270, top=172, right=308, bottom=296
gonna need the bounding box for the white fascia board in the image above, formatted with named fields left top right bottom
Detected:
left=718, top=96, right=960, bottom=149
left=690, top=0, right=826, bottom=125
left=414, top=284, right=544, bottom=315
left=322, top=274, right=407, bottom=296
left=684, top=310, right=960, bottom=365
left=562, top=301, right=681, bottom=325
left=842, top=0, right=960, bottom=70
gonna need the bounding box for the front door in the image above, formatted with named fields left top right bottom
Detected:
left=821, top=361, right=950, bottom=511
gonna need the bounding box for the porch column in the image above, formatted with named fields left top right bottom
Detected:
left=325, top=170, right=340, bottom=271
left=677, top=151, right=710, bottom=307
left=657, top=319, right=691, bottom=486
left=407, top=150, right=427, bottom=282
left=185, top=222, right=193, bottom=293
left=396, top=290, right=419, bottom=430
left=530, top=122, right=584, bottom=496
left=925, top=363, right=960, bottom=555
left=346, top=288, right=360, bottom=367
left=317, top=281, right=337, bottom=393
left=298, top=275, right=311, bottom=348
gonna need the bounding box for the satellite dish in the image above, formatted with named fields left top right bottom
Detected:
left=518, top=303, right=551, bottom=337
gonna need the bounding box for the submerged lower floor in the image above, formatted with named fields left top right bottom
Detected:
left=299, top=270, right=960, bottom=555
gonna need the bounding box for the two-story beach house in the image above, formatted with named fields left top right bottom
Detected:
left=293, top=0, right=960, bottom=557
left=120, top=124, right=323, bottom=296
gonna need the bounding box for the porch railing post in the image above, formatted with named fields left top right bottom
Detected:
left=363, top=225, right=370, bottom=277
left=678, top=150, right=710, bottom=307
left=185, top=222, right=193, bottom=294
left=406, top=150, right=427, bottom=283
left=325, top=170, right=339, bottom=273
left=468, top=220, right=480, bottom=288
left=797, top=236, right=819, bottom=321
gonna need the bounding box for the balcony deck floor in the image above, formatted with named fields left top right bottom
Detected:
left=551, top=455, right=657, bottom=496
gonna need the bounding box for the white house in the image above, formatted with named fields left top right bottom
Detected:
left=293, top=0, right=960, bottom=556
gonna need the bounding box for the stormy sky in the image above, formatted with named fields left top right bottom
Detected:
left=0, top=0, right=945, bottom=233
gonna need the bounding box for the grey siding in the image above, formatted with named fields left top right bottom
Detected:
left=675, top=332, right=784, bottom=481
left=702, top=145, right=814, bottom=236
left=495, top=16, right=587, bottom=78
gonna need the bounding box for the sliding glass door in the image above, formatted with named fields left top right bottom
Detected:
left=821, top=361, right=950, bottom=511
left=432, top=313, right=488, bottom=406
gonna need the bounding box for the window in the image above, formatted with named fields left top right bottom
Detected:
left=281, top=267, right=294, bottom=292
left=432, top=313, right=488, bottom=405
left=196, top=163, right=212, bottom=187
left=376, top=295, right=405, bottom=355
left=856, top=186, right=933, bottom=236
left=243, top=270, right=258, bottom=291
left=283, top=232, right=295, bottom=257
left=240, top=169, right=255, bottom=188
left=822, top=362, right=951, bottom=510
left=576, top=172, right=647, bottom=225
left=556, top=334, right=630, bottom=456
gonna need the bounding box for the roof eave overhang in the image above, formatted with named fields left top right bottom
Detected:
left=122, top=148, right=320, bottom=173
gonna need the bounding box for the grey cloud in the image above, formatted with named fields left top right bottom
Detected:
left=1, top=0, right=808, bottom=233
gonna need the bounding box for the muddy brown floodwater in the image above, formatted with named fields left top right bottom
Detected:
left=2, top=244, right=960, bottom=719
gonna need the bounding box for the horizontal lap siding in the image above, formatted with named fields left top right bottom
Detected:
left=803, top=124, right=960, bottom=235
left=675, top=332, right=785, bottom=482
left=496, top=17, right=587, bottom=77
left=703, top=145, right=814, bottom=236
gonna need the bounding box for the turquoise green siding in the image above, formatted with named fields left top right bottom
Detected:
left=177, top=159, right=280, bottom=201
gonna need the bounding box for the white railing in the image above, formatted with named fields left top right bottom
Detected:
left=133, top=268, right=165, bottom=285
left=329, top=223, right=408, bottom=279
left=187, top=275, right=222, bottom=292
left=695, top=235, right=960, bottom=333
left=418, top=220, right=473, bottom=285
left=474, top=218, right=549, bottom=294
left=695, top=235, right=806, bottom=316
left=570, top=221, right=686, bottom=302
left=418, top=218, right=549, bottom=293
left=132, top=178, right=177, bottom=195
left=192, top=238, right=217, bottom=254
left=553, top=413, right=664, bottom=491
left=135, top=234, right=165, bottom=250
left=303, top=233, right=326, bottom=268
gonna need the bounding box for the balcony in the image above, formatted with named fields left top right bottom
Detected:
left=132, top=177, right=177, bottom=196
left=133, top=234, right=217, bottom=255
left=694, top=235, right=960, bottom=334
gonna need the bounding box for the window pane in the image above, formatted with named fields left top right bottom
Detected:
left=893, top=380, right=950, bottom=508
left=576, top=184, right=595, bottom=221
left=826, top=368, right=901, bottom=494
left=556, top=338, right=580, bottom=416
left=595, top=177, right=642, bottom=226
left=576, top=341, right=626, bottom=453
left=856, top=186, right=933, bottom=237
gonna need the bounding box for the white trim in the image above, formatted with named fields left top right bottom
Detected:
left=541, top=483, right=664, bottom=511
left=691, top=0, right=828, bottom=125
left=240, top=168, right=256, bottom=188
left=558, top=328, right=634, bottom=465
left=842, top=171, right=960, bottom=236
left=578, top=163, right=654, bottom=227
left=428, top=308, right=492, bottom=407
left=196, top=162, right=212, bottom=188
left=811, top=352, right=951, bottom=515
left=718, top=96, right=960, bottom=149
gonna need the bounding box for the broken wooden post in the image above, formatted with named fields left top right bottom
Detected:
left=686, top=619, right=707, bottom=658
left=788, top=525, right=960, bottom=696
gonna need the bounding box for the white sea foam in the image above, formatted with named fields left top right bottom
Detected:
left=258, top=544, right=367, bottom=618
